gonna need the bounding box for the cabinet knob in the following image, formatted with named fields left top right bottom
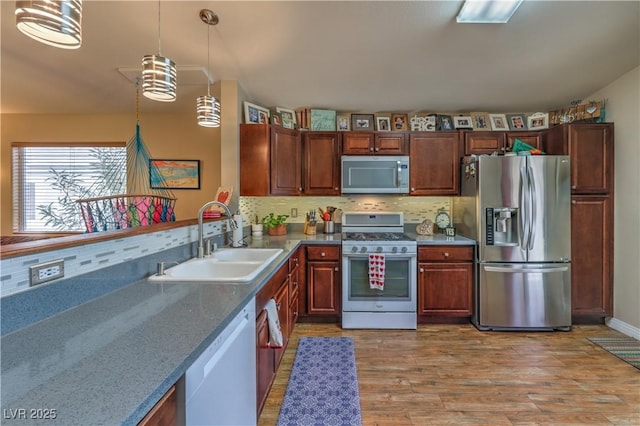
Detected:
left=571, top=185, right=577, bottom=189
left=411, top=187, right=415, bottom=191
left=334, top=267, right=339, bottom=272
left=571, top=200, right=576, bottom=205
left=334, top=187, right=339, bottom=190
left=299, top=187, right=303, bottom=191
left=369, top=147, right=374, bottom=152
left=375, top=147, right=380, bottom=152
left=321, top=252, right=326, bottom=257
left=419, top=268, right=424, bottom=273
left=443, top=252, right=449, bottom=258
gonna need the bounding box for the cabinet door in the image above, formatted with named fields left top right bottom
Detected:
left=273, top=281, right=289, bottom=367
left=256, top=309, right=274, bottom=416
left=342, top=132, right=374, bottom=154
left=418, top=262, right=473, bottom=316
left=374, top=132, right=407, bottom=155
left=568, top=124, right=613, bottom=194
left=409, top=132, right=459, bottom=195
left=506, top=132, right=542, bottom=152
left=270, top=126, right=302, bottom=195
left=303, top=132, right=341, bottom=195
left=571, top=196, right=613, bottom=318
left=307, top=261, right=340, bottom=315
left=138, top=385, right=176, bottom=426
left=240, top=124, right=271, bottom=196
left=464, top=131, right=506, bottom=155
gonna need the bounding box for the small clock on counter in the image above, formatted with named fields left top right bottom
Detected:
left=434, top=208, right=451, bottom=231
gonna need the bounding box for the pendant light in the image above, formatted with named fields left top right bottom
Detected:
left=196, top=9, right=221, bottom=127
left=142, top=0, right=176, bottom=102
left=15, top=0, right=82, bottom=49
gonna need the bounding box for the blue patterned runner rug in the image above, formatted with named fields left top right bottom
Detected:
left=277, top=337, right=362, bottom=426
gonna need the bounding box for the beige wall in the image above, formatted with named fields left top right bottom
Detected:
left=0, top=90, right=234, bottom=234
left=588, top=66, right=640, bottom=329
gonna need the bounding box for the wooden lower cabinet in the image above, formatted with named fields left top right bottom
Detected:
left=571, top=195, right=613, bottom=319
left=306, top=246, right=341, bottom=316
left=255, top=261, right=290, bottom=416
left=137, top=385, right=176, bottom=426
left=255, top=309, right=275, bottom=415
left=418, top=246, right=473, bottom=319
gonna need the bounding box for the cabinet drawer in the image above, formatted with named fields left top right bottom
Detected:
left=307, top=246, right=340, bottom=261
left=419, top=246, right=473, bottom=261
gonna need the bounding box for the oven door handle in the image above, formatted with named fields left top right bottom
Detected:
left=343, top=254, right=415, bottom=259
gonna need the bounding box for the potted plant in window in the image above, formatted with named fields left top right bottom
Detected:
left=262, top=213, right=289, bottom=236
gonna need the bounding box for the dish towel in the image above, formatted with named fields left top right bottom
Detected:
left=265, top=299, right=284, bottom=348
left=368, top=253, right=386, bottom=290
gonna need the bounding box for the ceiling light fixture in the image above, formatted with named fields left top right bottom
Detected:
left=142, top=0, right=176, bottom=102
left=15, top=0, right=82, bottom=49
left=456, top=0, right=523, bottom=24
left=196, top=9, right=221, bottom=128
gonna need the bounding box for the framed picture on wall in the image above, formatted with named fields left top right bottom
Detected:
left=149, top=159, right=200, bottom=190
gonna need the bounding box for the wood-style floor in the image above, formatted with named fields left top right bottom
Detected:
left=259, top=323, right=639, bottom=425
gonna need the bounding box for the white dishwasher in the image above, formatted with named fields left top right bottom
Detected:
left=185, top=298, right=256, bottom=426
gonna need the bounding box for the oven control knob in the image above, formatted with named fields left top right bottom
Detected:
left=392, top=247, right=398, bottom=253
left=376, top=247, right=383, bottom=253
left=351, top=246, right=358, bottom=253
left=360, top=247, right=367, bottom=253
left=401, top=247, right=408, bottom=253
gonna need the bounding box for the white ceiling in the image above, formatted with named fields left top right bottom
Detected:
left=2, top=1, right=639, bottom=116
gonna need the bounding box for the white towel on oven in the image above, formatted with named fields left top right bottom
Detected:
left=265, top=299, right=284, bottom=348
left=368, top=253, right=386, bottom=290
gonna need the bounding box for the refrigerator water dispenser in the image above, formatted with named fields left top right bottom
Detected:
left=486, top=207, right=518, bottom=245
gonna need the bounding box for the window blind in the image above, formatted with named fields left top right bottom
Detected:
left=12, top=143, right=126, bottom=233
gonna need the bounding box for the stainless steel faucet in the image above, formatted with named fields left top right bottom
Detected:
left=197, top=201, right=238, bottom=258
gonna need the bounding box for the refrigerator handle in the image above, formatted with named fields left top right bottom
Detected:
left=484, top=266, right=570, bottom=273
left=519, top=164, right=529, bottom=250
left=527, top=163, right=536, bottom=250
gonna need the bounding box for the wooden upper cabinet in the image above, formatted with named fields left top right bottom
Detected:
left=240, top=124, right=302, bottom=196
left=303, top=132, right=341, bottom=195
left=463, top=131, right=506, bottom=155
left=342, top=132, right=407, bottom=155
left=240, top=124, right=271, bottom=196
left=506, top=131, right=543, bottom=152
left=545, top=123, right=613, bottom=194
left=409, top=132, right=460, bottom=195
left=375, top=132, right=407, bottom=154
left=270, top=126, right=302, bottom=195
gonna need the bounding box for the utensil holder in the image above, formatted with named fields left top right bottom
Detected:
left=323, top=221, right=335, bottom=234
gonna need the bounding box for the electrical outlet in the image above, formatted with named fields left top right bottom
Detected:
left=291, top=208, right=298, bottom=218
left=29, top=259, right=65, bottom=286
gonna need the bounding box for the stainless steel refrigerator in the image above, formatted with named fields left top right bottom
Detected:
left=454, top=155, right=572, bottom=330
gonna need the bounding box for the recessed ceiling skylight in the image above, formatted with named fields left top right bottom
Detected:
left=456, top=0, right=523, bottom=24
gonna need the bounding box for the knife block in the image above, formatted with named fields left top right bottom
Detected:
left=304, top=219, right=317, bottom=235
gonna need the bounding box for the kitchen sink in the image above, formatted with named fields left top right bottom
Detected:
left=148, top=248, right=283, bottom=283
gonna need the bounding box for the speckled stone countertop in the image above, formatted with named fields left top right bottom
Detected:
left=0, top=230, right=473, bottom=425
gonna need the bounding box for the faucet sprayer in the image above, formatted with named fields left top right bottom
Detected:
left=197, top=201, right=238, bottom=258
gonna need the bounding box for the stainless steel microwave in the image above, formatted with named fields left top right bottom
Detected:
left=341, top=155, right=410, bottom=194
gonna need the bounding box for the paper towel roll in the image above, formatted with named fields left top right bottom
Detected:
left=232, top=214, right=243, bottom=247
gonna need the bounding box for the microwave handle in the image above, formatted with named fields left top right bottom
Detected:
left=397, top=161, right=401, bottom=188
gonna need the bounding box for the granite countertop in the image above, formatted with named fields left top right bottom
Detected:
left=0, top=230, right=471, bottom=425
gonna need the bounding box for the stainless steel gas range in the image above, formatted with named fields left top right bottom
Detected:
left=341, top=212, right=417, bottom=329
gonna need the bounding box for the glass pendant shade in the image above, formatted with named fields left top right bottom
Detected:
left=141, top=54, right=177, bottom=102
left=197, top=95, right=221, bottom=127
left=15, top=0, right=82, bottom=49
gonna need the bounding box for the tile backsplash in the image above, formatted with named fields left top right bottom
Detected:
left=0, top=220, right=228, bottom=298
left=240, top=196, right=451, bottom=224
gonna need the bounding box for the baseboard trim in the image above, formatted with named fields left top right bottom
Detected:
left=606, top=317, right=640, bottom=340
